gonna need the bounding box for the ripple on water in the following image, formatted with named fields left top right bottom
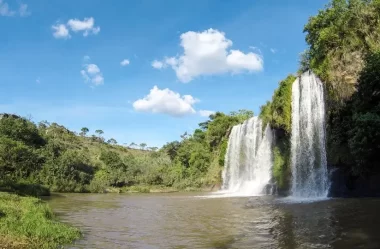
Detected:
left=47, top=193, right=380, bottom=249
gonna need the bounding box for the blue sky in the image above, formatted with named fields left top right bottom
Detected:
left=0, top=0, right=328, bottom=147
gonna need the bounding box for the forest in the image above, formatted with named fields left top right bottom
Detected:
left=0, top=110, right=254, bottom=194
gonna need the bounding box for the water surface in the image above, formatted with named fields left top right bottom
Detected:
left=47, top=193, right=380, bottom=249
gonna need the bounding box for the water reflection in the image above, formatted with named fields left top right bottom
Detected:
left=46, top=194, right=380, bottom=249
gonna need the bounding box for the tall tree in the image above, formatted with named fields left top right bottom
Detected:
left=80, top=127, right=89, bottom=136
left=107, top=138, right=117, bottom=145
left=95, top=130, right=104, bottom=135
left=140, top=143, right=147, bottom=150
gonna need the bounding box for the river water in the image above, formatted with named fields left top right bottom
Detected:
left=46, top=193, right=380, bottom=249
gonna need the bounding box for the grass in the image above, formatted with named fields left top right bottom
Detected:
left=0, top=192, right=80, bottom=249
left=0, top=181, right=50, bottom=197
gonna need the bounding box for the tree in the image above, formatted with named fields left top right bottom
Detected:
left=129, top=142, right=137, bottom=148
left=0, top=115, right=45, bottom=148
left=140, top=143, right=147, bottom=150
left=150, top=147, right=158, bottom=152
left=0, top=137, right=41, bottom=180
left=80, top=127, right=89, bottom=136
left=347, top=52, right=380, bottom=174
left=180, top=132, right=188, bottom=140
left=230, top=109, right=254, bottom=123
left=162, top=141, right=180, bottom=160
left=107, top=138, right=117, bottom=145
left=303, top=0, right=380, bottom=100
left=95, top=130, right=104, bottom=135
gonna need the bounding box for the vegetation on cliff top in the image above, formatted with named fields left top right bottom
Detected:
left=303, top=0, right=380, bottom=101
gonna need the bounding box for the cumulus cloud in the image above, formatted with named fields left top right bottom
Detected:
left=153, top=29, right=263, bottom=82
left=52, top=24, right=71, bottom=39
left=52, top=17, right=100, bottom=39
left=81, top=58, right=104, bottom=86
left=151, top=60, right=165, bottom=69
left=120, top=59, right=130, bottom=66
left=0, top=1, right=29, bottom=17
left=133, top=86, right=199, bottom=117
left=199, top=110, right=215, bottom=117
left=67, top=17, right=100, bottom=36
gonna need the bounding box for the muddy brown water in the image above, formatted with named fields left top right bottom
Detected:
left=46, top=193, right=380, bottom=249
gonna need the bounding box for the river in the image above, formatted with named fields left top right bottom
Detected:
left=46, top=193, right=380, bottom=249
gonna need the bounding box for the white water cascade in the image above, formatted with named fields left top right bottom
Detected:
left=290, top=71, right=329, bottom=198
left=221, top=117, right=273, bottom=196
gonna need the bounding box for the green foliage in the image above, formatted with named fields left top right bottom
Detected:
left=0, top=193, right=80, bottom=249
left=218, top=138, right=228, bottom=167
left=272, top=140, right=291, bottom=191
left=160, top=109, right=253, bottom=188
left=0, top=137, right=42, bottom=181
left=107, top=138, right=117, bottom=145
left=205, top=112, right=241, bottom=149
left=259, top=75, right=296, bottom=133
left=161, top=141, right=180, bottom=160
left=0, top=181, right=50, bottom=197
left=304, top=0, right=380, bottom=100
left=0, top=107, right=253, bottom=193
left=80, top=127, right=89, bottom=136
left=329, top=51, right=380, bottom=175
left=95, top=129, right=104, bottom=135
left=39, top=150, right=93, bottom=192
left=0, top=115, right=45, bottom=147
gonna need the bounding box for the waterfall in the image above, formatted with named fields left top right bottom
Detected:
left=290, top=71, right=329, bottom=198
left=221, top=117, right=273, bottom=196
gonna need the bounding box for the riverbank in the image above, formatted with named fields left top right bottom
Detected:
left=102, top=185, right=218, bottom=194
left=0, top=192, right=80, bottom=249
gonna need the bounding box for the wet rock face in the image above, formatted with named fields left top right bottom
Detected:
left=329, top=168, right=380, bottom=197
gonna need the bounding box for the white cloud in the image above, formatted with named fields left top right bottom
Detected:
left=0, top=1, right=29, bottom=17
left=83, top=55, right=91, bottom=61
left=81, top=63, right=104, bottom=86
left=52, top=17, right=100, bottom=39
left=151, top=60, right=165, bottom=69
left=120, top=59, right=130, bottom=66
left=270, top=48, right=277, bottom=54
left=0, top=0, right=14, bottom=16
left=67, top=17, right=100, bottom=36
left=19, top=4, right=30, bottom=17
left=133, top=86, right=199, bottom=117
left=199, top=110, right=215, bottom=117
left=36, top=77, right=41, bottom=84
left=153, top=29, right=263, bottom=83
left=52, top=24, right=71, bottom=39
